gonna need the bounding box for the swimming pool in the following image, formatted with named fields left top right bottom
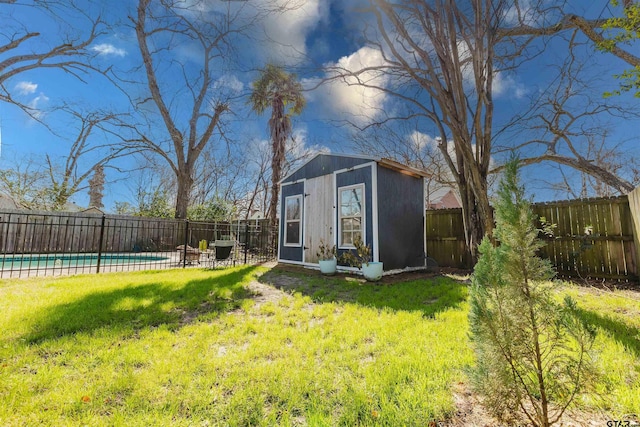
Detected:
left=0, top=253, right=170, bottom=270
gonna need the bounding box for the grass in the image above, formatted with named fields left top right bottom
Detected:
left=561, top=284, right=640, bottom=414
left=1, top=265, right=639, bottom=426
left=0, top=266, right=471, bottom=426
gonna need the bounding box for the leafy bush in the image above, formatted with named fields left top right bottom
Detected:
left=338, top=236, right=372, bottom=268
left=316, top=239, right=336, bottom=260
left=187, top=197, right=235, bottom=221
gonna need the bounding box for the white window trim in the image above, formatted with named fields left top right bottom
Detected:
left=284, top=195, right=303, bottom=247
left=338, top=183, right=366, bottom=249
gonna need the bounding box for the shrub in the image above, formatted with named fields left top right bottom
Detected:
left=338, top=236, right=372, bottom=268
left=469, top=160, right=597, bottom=427
left=316, top=239, right=337, bottom=261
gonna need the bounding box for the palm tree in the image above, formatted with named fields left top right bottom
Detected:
left=249, top=64, right=306, bottom=225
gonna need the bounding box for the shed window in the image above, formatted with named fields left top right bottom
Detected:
left=339, top=184, right=364, bottom=247
left=284, top=195, right=302, bottom=246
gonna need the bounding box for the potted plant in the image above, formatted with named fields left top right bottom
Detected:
left=214, top=234, right=235, bottom=260
left=339, top=236, right=383, bottom=281
left=316, top=239, right=337, bottom=275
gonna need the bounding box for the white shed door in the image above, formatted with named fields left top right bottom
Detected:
left=304, top=174, right=334, bottom=263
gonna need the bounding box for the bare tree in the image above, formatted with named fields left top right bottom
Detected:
left=333, top=0, right=640, bottom=260
left=114, top=161, right=175, bottom=218
left=493, top=32, right=638, bottom=196
left=0, top=155, right=53, bottom=210
left=236, top=135, right=320, bottom=221
left=600, top=0, right=640, bottom=96
left=119, top=0, right=256, bottom=219
left=0, top=1, right=106, bottom=118
left=494, top=0, right=640, bottom=99
left=44, top=109, right=137, bottom=210
left=497, top=1, right=640, bottom=71
left=0, top=108, right=137, bottom=210
left=241, top=140, right=271, bottom=220
left=337, top=0, right=502, bottom=260
left=350, top=122, right=459, bottom=207
left=536, top=133, right=640, bottom=199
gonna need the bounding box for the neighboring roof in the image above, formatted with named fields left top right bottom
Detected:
left=281, top=152, right=430, bottom=183
left=426, top=187, right=462, bottom=209
left=0, top=193, right=19, bottom=209
left=81, top=206, right=104, bottom=215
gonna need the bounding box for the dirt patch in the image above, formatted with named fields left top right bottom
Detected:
left=439, top=381, right=619, bottom=427
left=245, top=279, right=289, bottom=308
left=438, top=382, right=499, bottom=427
left=265, top=263, right=450, bottom=285
left=564, top=276, right=640, bottom=293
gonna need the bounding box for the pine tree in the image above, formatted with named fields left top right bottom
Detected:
left=469, top=160, right=596, bottom=427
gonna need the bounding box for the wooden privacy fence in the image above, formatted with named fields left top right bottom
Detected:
left=426, top=195, right=637, bottom=281
left=425, top=208, right=471, bottom=270
left=0, top=209, right=274, bottom=255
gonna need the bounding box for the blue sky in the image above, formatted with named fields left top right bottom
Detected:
left=1, top=0, right=639, bottom=211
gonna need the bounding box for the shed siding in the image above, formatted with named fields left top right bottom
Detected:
left=279, top=182, right=305, bottom=262
left=283, top=154, right=372, bottom=184
left=335, top=166, right=374, bottom=260
left=376, top=166, right=425, bottom=270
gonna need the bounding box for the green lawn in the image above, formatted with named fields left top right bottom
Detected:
left=561, top=284, right=640, bottom=413
left=0, top=266, right=638, bottom=426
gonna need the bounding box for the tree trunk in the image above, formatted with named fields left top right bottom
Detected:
left=268, top=138, right=283, bottom=226
left=458, top=180, right=491, bottom=266
left=175, top=171, right=193, bottom=220
left=443, top=135, right=494, bottom=265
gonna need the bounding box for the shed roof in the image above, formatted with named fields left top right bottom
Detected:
left=281, top=153, right=430, bottom=184
left=377, top=157, right=431, bottom=179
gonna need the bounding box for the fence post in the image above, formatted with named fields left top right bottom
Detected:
left=244, top=222, right=249, bottom=264
left=182, top=220, right=189, bottom=268
left=627, top=188, right=640, bottom=276
left=273, top=220, right=278, bottom=259
left=96, top=214, right=106, bottom=274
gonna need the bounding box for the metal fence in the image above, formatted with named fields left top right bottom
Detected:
left=0, top=209, right=278, bottom=278
left=425, top=195, right=637, bottom=281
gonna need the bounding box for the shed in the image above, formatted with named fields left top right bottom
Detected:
left=278, top=153, right=428, bottom=272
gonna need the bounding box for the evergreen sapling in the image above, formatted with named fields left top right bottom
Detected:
left=469, top=160, right=596, bottom=427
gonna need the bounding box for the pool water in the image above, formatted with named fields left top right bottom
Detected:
left=0, top=253, right=170, bottom=270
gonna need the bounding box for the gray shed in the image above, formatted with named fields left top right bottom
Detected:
left=278, top=153, right=428, bottom=272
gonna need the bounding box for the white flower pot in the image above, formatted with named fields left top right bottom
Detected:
left=318, top=258, right=337, bottom=275
left=362, top=262, right=383, bottom=281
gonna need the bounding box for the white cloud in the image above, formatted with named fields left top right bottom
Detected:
left=493, top=72, right=528, bottom=99
left=287, top=127, right=308, bottom=159
left=258, top=0, right=328, bottom=64
left=455, top=40, right=528, bottom=99
left=27, top=93, right=50, bottom=120
left=451, top=39, right=528, bottom=99
left=178, top=0, right=328, bottom=65
left=213, top=74, right=244, bottom=93
left=408, top=131, right=439, bottom=151
left=408, top=130, right=454, bottom=158
left=91, top=43, right=126, bottom=57
left=308, top=46, right=390, bottom=125
left=15, top=81, right=38, bottom=95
